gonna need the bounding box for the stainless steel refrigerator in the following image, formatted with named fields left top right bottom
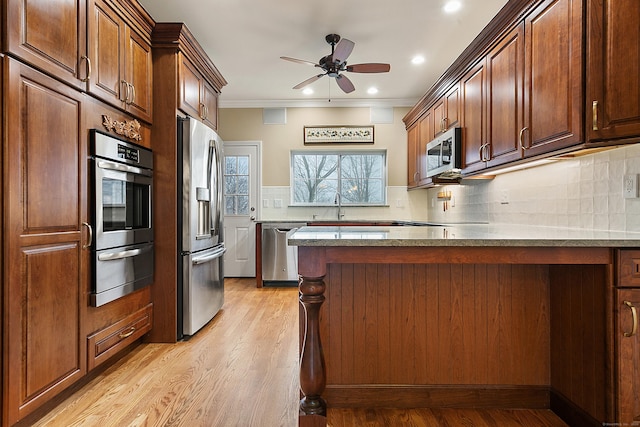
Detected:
left=177, top=116, right=225, bottom=339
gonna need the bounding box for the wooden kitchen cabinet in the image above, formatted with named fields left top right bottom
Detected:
left=418, top=110, right=434, bottom=186
left=4, top=0, right=88, bottom=90
left=149, top=22, right=226, bottom=343
left=88, top=0, right=153, bottom=123
left=461, top=60, right=488, bottom=173
left=616, top=289, right=640, bottom=425
left=521, top=0, right=583, bottom=156
left=433, top=84, right=460, bottom=136
left=407, top=124, right=420, bottom=188
left=587, top=0, right=640, bottom=142
left=179, top=53, right=220, bottom=130
left=2, top=57, right=89, bottom=426
left=485, top=23, right=524, bottom=169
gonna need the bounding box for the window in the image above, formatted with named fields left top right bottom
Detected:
left=224, top=155, right=250, bottom=215
left=291, top=150, right=386, bottom=205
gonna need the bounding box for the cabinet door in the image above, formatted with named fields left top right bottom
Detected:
left=125, top=26, right=153, bottom=123
left=179, top=55, right=204, bottom=120
left=3, top=58, right=88, bottom=425
left=461, top=60, right=487, bottom=173
left=407, top=124, right=420, bottom=187
left=523, top=0, right=582, bottom=156
left=587, top=0, right=640, bottom=141
left=88, top=0, right=125, bottom=107
left=6, top=0, right=87, bottom=89
left=445, top=84, right=460, bottom=130
left=201, top=79, right=219, bottom=130
left=616, top=289, right=640, bottom=424
left=486, top=23, right=525, bottom=168
left=418, top=110, right=434, bottom=186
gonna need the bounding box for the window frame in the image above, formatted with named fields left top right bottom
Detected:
left=290, top=149, right=388, bottom=207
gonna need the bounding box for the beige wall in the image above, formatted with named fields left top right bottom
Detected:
left=218, top=107, right=411, bottom=186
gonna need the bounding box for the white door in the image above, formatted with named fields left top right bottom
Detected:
left=223, top=141, right=260, bottom=277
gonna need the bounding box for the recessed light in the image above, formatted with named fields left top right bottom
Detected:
left=443, top=0, right=462, bottom=13
left=411, top=55, right=425, bottom=65
left=367, top=87, right=379, bottom=95
left=302, top=88, right=313, bottom=95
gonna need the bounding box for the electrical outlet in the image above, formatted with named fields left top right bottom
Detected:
left=262, top=199, right=269, bottom=208
left=500, top=189, right=509, bottom=204
left=624, top=174, right=638, bottom=198
left=273, top=199, right=283, bottom=208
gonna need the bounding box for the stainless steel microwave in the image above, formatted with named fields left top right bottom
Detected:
left=426, top=127, right=462, bottom=178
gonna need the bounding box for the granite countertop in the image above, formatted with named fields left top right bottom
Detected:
left=288, top=223, right=640, bottom=247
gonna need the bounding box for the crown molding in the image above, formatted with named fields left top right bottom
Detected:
left=218, top=98, right=418, bottom=109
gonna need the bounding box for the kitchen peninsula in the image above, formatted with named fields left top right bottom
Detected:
left=289, top=224, right=640, bottom=427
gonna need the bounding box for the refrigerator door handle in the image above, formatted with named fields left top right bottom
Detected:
left=192, top=246, right=227, bottom=265
left=209, top=139, right=222, bottom=237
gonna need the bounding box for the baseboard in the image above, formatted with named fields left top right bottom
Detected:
left=325, top=384, right=550, bottom=409
left=550, top=389, right=602, bottom=427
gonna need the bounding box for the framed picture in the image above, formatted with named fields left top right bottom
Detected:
left=303, top=125, right=374, bottom=144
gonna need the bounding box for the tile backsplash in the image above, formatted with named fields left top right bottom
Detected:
left=427, top=143, right=640, bottom=231
left=259, top=143, right=640, bottom=231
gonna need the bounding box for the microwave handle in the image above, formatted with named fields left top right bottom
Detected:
left=97, top=160, right=152, bottom=177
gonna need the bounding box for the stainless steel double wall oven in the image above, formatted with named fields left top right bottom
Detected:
left=90, top=130, right=154, bottom=307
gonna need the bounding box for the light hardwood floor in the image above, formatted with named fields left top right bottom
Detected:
left=27, top=278, right=567, bottom=427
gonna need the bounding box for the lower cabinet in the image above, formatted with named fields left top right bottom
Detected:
left=88, top=303, right=153, bottom=370
left=616, top=289, right=640, bottom=424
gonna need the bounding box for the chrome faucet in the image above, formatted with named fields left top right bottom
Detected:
left=334, top=192, right=344, bottom=220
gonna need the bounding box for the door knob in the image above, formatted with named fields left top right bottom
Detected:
left=250, top=216, right=256, bottom=220
left=250, top=207, right=255, bottom=211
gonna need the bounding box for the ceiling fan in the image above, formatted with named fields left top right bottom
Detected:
left=280, top=34, right=391, bottom=94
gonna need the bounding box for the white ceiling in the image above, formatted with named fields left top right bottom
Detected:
left=137, top=0, right=509, bottom=108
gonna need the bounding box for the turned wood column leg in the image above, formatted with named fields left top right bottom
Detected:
left=299, top=275, right=327, bottom=418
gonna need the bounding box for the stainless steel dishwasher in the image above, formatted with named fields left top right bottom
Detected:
left=261, top=223, right=301, bottom=282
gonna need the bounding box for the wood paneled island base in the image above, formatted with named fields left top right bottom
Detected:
left=295, top=244, right=618, bottom=427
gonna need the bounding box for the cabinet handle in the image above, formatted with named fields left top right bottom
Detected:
left=413, top=171, right=419, bottom=182
left=623, top=300, right=638, bottom=337
left=592, top=101, right=599, bottom=131
left=82, top=222, right=92, bottom=249
left=118, top=326, right=136, bottom=339
left=519, top=127, right=529, bottom=150
left=80, top=56, right=91, bottom=82
left=204, top=105, right=209, bottom=120
left=442, top=117, right=448, bottom=132
left=129, top=83, right=136, bottom=105
left=120, top=80, right=130, bottom=103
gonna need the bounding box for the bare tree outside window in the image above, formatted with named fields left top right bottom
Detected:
left=291, top=151, right=386, bottom=205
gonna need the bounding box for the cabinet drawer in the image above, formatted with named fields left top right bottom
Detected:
left=88, top=303, right=153, bottom=370
left=617, top=250, right=640, bottom=287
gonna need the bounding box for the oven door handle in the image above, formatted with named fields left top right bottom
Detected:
left=98, top=160, right=152, bottom=177
left=192, top=246, right=226, bottom=265
left=98, top=246, right=151, bottom=261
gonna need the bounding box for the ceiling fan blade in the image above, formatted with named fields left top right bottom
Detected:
left=346, top=63, right=391, bottom=73
left=336, top=74, right=355, bottom=93
left=280, top=56, right=318, bottom=67
left=293, top=74, right=324, bottom=89
left=332, top=38, right=355, bottom=63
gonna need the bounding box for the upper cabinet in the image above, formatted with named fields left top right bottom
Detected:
left=179, top=54, right=220, bottom=130
left=4, top=0, right=153, bottom=124
left=405, top=0, right=586, bottom=184
left=433, top=84, right=460, bottom=136
left=521, top=0, right=583, bottom=156
left=587, top=0, right=640, bottom=142
left=4, top=0, right=88, bottom=90
left=88, top=0, right=153, bottom=123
